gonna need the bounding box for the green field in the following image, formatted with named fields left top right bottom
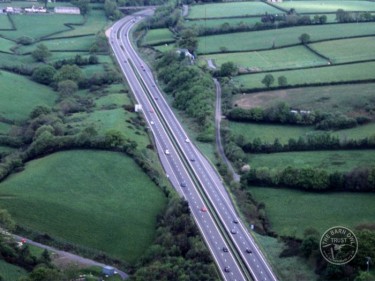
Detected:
left=203, top=45, right=327, bottom=70
left=0, top=14, right=84, bottom=41
left=142, top=28, right=175, bottom=46
left=278, top=0, right=375, bottom=13
left=250, top=187, right=375, bottom=238
left=233, top=61, right=375, bottom=89
left=197, top=22, right=375, bottom=53
left=19, top=35, right=95, bottom=53
left=0, top=150, right=167, bottom=263
left=232, top=83, right=375, bottom=117
left=0, top=1, right=75, bottom=8
left=310, top=36, right=375, bottom=63
left=187, top=2, right=282, bottom=19
left=0, top=71, right=57, bottom=121
left=0, top=37, right=14, bottom=53
left=0, top=15, right=13, bottom=30
left=185, top=17, right=262, bottom=29
left=248, top=150, right=375, bottom=172
left=48, top=9, right=107, bottom=38
left=0, top=259, right=27, bottom=281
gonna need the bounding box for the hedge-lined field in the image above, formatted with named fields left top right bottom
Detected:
left=0, top=14, right=83, bottom=40
left=0, top=37, right=14, bottom=53
left=310, top=36, right=375, bottom=63
left=142, top=28, right=175, bottom=46
left=203, top=45, right=327, bottom=70
left=185, top=17, right=262, bottom=29
left=0, top=150, right=167, bottom=263
left=0, top=259, right=27, bottom=281
left=233, top=61, right=375, bottom=89
left=19, top=35, right=95, bottom=54
left=250, top=187, right=375, bottom=238
left=0, top=1, right=75, bottom=8
left=197, top=22, right=375, bottom=53
left=0, top=71, right=57, bottom=121
left=0, top=15, right=13, bottom=29
left=48, top=9, right=107, bottom=38
left=233, top=83, right=375, bottom=116
left=277, top=0, right=375, bottom=13
left=187, top=2, right=281, bottom=19
left=248, top=150, right=375, bottom=172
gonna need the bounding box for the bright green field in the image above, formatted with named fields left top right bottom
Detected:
left=229, top=122, right=375, bottom=144
left=0, top=259, right=27, bottom=281
left=187, top=2, right=282, bottom=19
left=0, top=150, right=167, bottom=263
left=19, top=35, right=95, bottom=53
left=0, top=52, right=36, bottom=68
left=278, top=1, right=375, bottom=13
left=0, top=14, right=84, bottom=41
left=142, top=28, right=175, bottom=46
left=0, top=15, right=13, bottom=30
left=233, top=83, right=375, bottom=117
left=310, top=36, right=375, bottom=63
left=0, top=1, right=75, bottom=8
left=197, top=22, right=375, bottom=53
left=185, top=17, right=262, bottom=29
left=153, top=43, right=175, bottom=52
left=48, top=9, right=107, bottom=38
left=81, top=64, right=105, bottom=76
left=202, top=45, right=327, bottom=70
left=234, top=61, right=375, bottom=89
left=0, top=71, right=57, bottom=121
left=250, top=187, right=375, bottom=238
left=0, top=37, right=14, bottom=53
left=248, top=150, right=375, bottom=172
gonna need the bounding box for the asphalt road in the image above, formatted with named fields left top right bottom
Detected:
left=109, top=11, right=278, bottom=281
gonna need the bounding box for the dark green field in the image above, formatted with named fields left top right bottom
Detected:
left=0, top=150, right=167, bottom=263
left=250, top=187, right=375, bottom=238
left=0, top=259, right=27, bottom=281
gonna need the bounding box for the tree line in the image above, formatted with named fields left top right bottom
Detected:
left=227, top=103, right=371, bottom=130
left=155, top=51, right=215, bottom=141
left=242, top=165, right=375, bottom=192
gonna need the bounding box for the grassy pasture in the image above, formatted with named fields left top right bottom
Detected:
left=233, top=61, right=375, bottom=89
left=0, top=15, right=13, bottom=29
left=0, top=37, right=14, bottom=53
left=0, top=52, right=36, bottom=68
left=142, top=28, right=175, bottom=46
left=82, top=63, right=105, bottom=76
left=0, top=1, right=75, bottom=8
left=19, top=35, right=95, bottom=54
left=197, top=22, right=375, bottom=53
left=187, top=2, right=282, bottom=19
left=310, top=36, right=375, bottom=63
left=153, top=43, right=175, bottom=52
left=0, top=14, right=84, bottom=41
left=185, top=17, right=262, bottom=29
left=250, top=187, right=375, bottom=238
left=0, top=71, right=57, bottom=121
left=248, top=150, right=375, bottom=172
left=278, top=1, right=375, bottom=13
left=203, top=45, right=327, bottom=70
left=0, top=259, right=27, bottom=281
left=233, top=83, right=375, bottom=118
left=0, top=150, right=167, bottom=263
left=47, top=9, right=107, bottom=38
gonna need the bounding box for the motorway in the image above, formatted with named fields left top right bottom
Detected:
left=109, top=11, right=278, bottom=281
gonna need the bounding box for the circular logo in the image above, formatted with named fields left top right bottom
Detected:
left=320, top=226, right=358, bottom=265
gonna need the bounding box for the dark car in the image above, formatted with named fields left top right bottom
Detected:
left=222, top=247, right=228, bottom=252
left=246, top=248, right=252, bottom=254
left=180, top=182, right=187, bottom=188
left=224, top=266, right=230, bottom=273
left=233, top=219, right=239, bottom=224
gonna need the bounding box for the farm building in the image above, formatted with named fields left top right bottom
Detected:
left=25, top=6, right=47, bottom=13
left=54, top=6, right=80, bottom=14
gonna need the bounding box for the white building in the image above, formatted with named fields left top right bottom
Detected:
left=25, top=6, right=47, bottom=13
left=54, top=6, right=80, bottom=14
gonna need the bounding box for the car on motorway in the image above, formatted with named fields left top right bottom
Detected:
left=154, top=96, right=158, bottom=100
left=165, top=149, right=170, bottom=155
left=231, top=229, right=237, bottom=234
left=150, top=121, right=154, bottom=125
left=233, top=219, right=239, bottom=224
left=180, top=182, right=187, bottom=188
left=201, top=206, right=207, bottom=212
left=185, top=138, right=190, bottom=143
left=190, top=157, right=195, bottom=162
left=222, top=247, right=228, bottom=252
left=224, top=266, right=230, bottom=273
left=150, top=109, right=154, bottom=113
left=246, top=248, right=252, bottom=254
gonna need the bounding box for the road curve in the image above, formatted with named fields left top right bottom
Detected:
left=110, top=11, right=278, bottom=281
